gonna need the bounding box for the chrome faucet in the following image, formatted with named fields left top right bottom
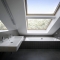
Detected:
left=1, top=36, right=4, bottom=42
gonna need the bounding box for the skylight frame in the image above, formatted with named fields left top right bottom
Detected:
left=25, top=0, right=60, bottom=16
left=27, top=19, right=52, bottom=30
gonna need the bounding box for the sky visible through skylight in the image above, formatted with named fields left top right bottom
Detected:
left=27, top=0, right=60, bottom=14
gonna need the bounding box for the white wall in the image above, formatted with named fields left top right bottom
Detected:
left=47, top=8, right=60, bottom=34
left=6, top=0, right=27, bottom=35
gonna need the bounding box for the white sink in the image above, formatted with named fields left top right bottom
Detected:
left=0, top=36, right=24, bottom=52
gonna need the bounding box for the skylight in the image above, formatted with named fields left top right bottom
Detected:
left=27, top=19, right=51, bottom=30
left=26, top=0, right=60, bottom=14
left=0, top=20, right=7, bottom=30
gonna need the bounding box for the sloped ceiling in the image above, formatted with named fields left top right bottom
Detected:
left=0, top=0, right=60, bottom=35
left=0, top=0, right=16, bottom=30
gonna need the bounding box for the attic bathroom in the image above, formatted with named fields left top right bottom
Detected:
left=0, top=0, right=60, bottom=60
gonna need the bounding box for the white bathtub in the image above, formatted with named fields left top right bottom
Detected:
left=25, top=37, right=60, bottom=41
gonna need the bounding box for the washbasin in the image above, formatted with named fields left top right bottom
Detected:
left=0, top=36, right=24, bottom=52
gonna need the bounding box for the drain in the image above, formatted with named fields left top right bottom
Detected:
left=11, top=42, right=13, bottom=43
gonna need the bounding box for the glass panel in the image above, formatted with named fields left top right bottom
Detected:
left=27, top=19, right=51, bottom=30
left=0, top=20, right=7, bottom=30
left=27, top=0, right=60, bottom=14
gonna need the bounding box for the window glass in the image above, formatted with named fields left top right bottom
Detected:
left=0, top=20, right=7, bottom=30
left=27, top=0, right=60, bottom=14
left=27, top=19, right=51, bottom=30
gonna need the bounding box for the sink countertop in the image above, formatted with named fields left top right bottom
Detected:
left=0, top=36, right=24, bottom=52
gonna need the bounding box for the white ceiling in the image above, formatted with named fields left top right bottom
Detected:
left=0, top=0, right=60, bottom=35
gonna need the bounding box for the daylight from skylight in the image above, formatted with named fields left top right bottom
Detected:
left=27, top=19, right=51, bottom=30
left=0, top=20, right=7, bottom=30
left=27, top=0, right=60, bottom=14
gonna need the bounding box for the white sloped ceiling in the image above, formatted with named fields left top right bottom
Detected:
left=0, top=0, right=60, bottom=35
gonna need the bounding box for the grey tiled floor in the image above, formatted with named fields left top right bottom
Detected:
left=1, top=49, right=60, bottom=60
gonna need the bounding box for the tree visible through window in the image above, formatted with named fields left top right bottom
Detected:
left=27, top=19, right=51, bottom=30
left=0, top=20, right=7, bottom=30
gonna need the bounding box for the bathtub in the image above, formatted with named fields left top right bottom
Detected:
left=25, top=37, right=60, bottom=41
left=20, top=37, right=60, bottom=49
